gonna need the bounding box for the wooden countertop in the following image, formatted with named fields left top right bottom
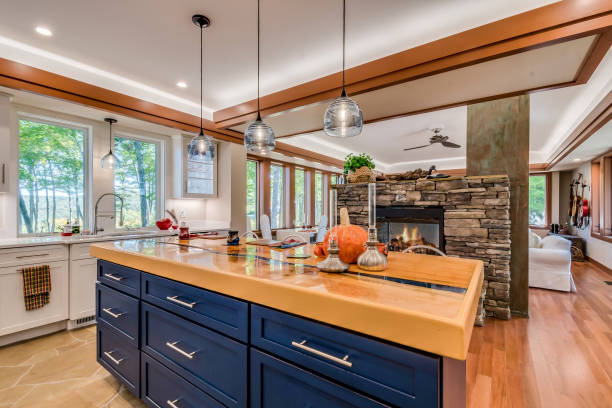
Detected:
left=90, top=237, right=483, bottom=360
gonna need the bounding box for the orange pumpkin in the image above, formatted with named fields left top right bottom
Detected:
left=323, top=208, right=368, bottom=263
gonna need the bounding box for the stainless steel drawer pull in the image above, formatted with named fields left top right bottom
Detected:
left=103, top=350, right=124, bottom=365
left=102, top=308, right=124, bottom=319
left=104, top=273, right=124, bottom=281
left=16, top=253, right=50, bottom=259
left=166, top=295, right=196, bottom=308
left=167, top=399, right=181, bottom=408
left=291, top=340, right=353, bottom=367
left=166, top=341, right=197, bottom=359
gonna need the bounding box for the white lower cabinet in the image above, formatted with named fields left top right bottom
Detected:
left=0, top=260, right=69, bottom=336
left=69, top=258, right=98, bottom=320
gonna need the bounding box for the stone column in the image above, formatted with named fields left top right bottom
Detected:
left=466, top=95, right=530, bottom=318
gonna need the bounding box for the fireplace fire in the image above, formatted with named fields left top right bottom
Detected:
left=388, top=224, right=438, bottom=252
left=376, top=207, right=445, bottom=253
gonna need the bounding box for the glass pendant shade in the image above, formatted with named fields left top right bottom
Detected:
left=100, top=151, right=118, bottom=169
left=323, top=91, right=363, bottom=137
left=244, top=116, right=275, bottom=154
left=188, top=131, right=215, bottom=160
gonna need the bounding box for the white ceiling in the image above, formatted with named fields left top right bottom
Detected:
left=552, top=119, right=612, bottom=171
left=0, top=0, right=558, bottom=118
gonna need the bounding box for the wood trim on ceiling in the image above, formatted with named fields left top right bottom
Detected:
left=0, top=58, right=344, bottom=168
left=546, top=88, right=612, bottom=170
left=214, top=0, right=612, bottom=129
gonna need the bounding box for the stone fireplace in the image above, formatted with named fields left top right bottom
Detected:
left=333, top=175, right=511, bottom=325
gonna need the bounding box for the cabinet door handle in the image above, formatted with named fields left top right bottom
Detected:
left=167, top=399, right=181, bottom=408
left=16, top=253, right=50, bottom=259
left=166, top=295, right=196, bottom=308
left=291, top=340, right=353, bottom=367
left=103, top=350, right=124, bottom=365
left=102, top=308, right=124, bottom=319
left=104, top=273, right=124, bottom=281
left=165, top=341, right=197, bottom=359
left=2, top=163, right=5, bottom=184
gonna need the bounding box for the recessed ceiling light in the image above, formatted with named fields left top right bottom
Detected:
left=35, top=26, right=52, bottom=36
left=573, top=158, right=581, bottom=162
left=176, top=81, right=187, bottom=88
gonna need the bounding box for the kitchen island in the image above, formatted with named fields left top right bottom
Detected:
left=91, top=237, right=483, bottom=408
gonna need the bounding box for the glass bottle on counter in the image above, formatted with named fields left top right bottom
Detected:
left=178, top=221, right=190, bottom=240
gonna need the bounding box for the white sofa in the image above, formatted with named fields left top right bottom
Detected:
left=528, top=233, right=576, bottom=292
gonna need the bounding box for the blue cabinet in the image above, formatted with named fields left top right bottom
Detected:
left=250, top=349, right=389, bottom=408
left=97, top=261, right=446, bottom=408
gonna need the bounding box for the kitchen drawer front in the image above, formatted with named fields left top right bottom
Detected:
left=251, top=349, right=389, bottom=408
left=70, top=242, right=92, bottom=261
left=141, top=303, right=247, bottom=408
left=141, top=352, right=224, bottom=408
left=97, top=320, right=139, bottom=396
left=0, top=244, right=68, bottom=268
left=251, top=305, right=439, bottom=407
left=96, top=283, right=139, bottom=346
left=97, top=260, right=140, bottom=297
left=141, top=272, right=248, bottom=342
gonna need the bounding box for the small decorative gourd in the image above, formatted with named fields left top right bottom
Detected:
left=322, top=208, right=368, bottom=264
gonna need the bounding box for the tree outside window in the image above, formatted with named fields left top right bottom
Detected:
left=246, top=160, right=258, bottom=230
left=18, top=119, right=85, bottom=234
left=294, top=168, right=305, bottom=227
left=529, top=175, right=547, bottom=226
left=270, top=165, right=283, bottom=229
left=113, top=137, right=159, bottom=228
left=314, top=172, right=323, bottom=225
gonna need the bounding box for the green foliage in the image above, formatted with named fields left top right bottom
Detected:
left=246, top=160, right=258, bottom=230
left=314, top=172, right=323, bottom=224
left=113, top=137, right=158, bottom=228
left=529, top=175, right=546, bottom=225
left=294, top=168, right=305, bottom=227
left=343, top=153, right=375, bottom=174
left=18, top=120, right=85, bottom=234
left=270, top=165, right=283, bottom=228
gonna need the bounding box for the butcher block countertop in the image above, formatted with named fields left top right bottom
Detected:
left=91, top=237, right=483, bottom=360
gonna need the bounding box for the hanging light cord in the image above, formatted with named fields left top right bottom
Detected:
left=200, top=22, right=204, bottom=134
left=342, top=0, right=346, bottom=93
left=256, top=0, right=261, bottom=120
left=108, top=121, right=112, bottom=153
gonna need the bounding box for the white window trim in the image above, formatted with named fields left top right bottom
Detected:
left=16, top=113, right=92, bottom=237
left=113, top=130, right=164, bottom=229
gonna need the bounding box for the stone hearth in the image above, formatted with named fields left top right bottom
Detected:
left=333, top=175, right=511, bottom=324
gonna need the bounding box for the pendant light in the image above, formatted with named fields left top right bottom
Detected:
left=188, top=14, right=215, bottom=160
left=323, top=0, right=363, bottom=138
left=100, top=118, right=119, bottom=169
left=244, top=0, right=275, bottom=154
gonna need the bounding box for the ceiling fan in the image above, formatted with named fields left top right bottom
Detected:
left=403, top=126, right=461, bottom=151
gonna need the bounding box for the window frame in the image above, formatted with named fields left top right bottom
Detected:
left=113, top=130, right=164, bottom=229
left=16, top=113, right=92, bottom=237
left=181, top=136, right=217, bottom=198
left=528, top=172, right=551, bottom=229
left=246, top=158, right=259, bottom=230
left=591, top=150, right=612, bottom=243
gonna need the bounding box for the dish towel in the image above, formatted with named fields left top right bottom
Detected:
left=22, top=265, right=51, bottom=311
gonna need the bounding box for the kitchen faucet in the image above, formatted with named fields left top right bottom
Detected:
left=94, top=193, right=124, bottom=234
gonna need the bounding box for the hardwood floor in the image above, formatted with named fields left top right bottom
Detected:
left=467, top=261, right=612, bottom=408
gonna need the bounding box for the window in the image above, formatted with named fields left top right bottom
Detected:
left=331, top=174, right=337, bottom=185
left=270, top=164, right=284, bottom=228
left=294, top=168, right=305, bottom=227
left=246, top=160, right=258, bottom=230
left=113, top=136, right=159, bottom=228
left=528, top=173, right=549, bottom=227
left=183, top=138, right=217, bottom=197
left=591, top=154, right=612, bottom=241
left=18, top=119, right=86, bottom=235
left=314, top=172, right=323, bottom=225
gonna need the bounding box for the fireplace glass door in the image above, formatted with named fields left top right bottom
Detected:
left=376, top=207, right=445, bottom=253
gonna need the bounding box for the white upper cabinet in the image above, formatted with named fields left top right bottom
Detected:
left=172, top=135, right=218, bottom=199
left=0, top=93, right=12, bottom=193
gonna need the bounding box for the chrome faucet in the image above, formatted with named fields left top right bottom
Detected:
left=94, top=193, right=124, bottom=234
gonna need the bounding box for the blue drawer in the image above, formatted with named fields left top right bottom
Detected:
left=141, top=352, right=224, bottom=408
left=141, top=272, right=248, bottom=342
left=97, top=320, right=139, bottom=396
left=98, top=260, right=140, bottom=297
left=141, top=302, right=247, bottom=408
left=251, top=305, right=439, bottom=407
left=251, top=349, right=389, bottom=408
left=96, top=283, right=139, bottom=346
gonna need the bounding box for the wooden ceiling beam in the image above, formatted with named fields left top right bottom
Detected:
left=214, top=0, right=612, bottom=129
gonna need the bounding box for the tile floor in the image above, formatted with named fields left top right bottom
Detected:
left=0, top=325, right=145, bottom=408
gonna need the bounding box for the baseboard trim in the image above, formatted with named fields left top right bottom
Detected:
left=585, top=256, right=612, bottom=276
left=0, top=321, right=67, bottom=347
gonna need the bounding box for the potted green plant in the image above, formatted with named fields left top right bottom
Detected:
left=344, top=153, right=375, bottom=183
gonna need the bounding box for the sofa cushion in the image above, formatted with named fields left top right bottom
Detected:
left=540, top=235, right=571, bottom=251
left=528, top=230, right=542, bottom=248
